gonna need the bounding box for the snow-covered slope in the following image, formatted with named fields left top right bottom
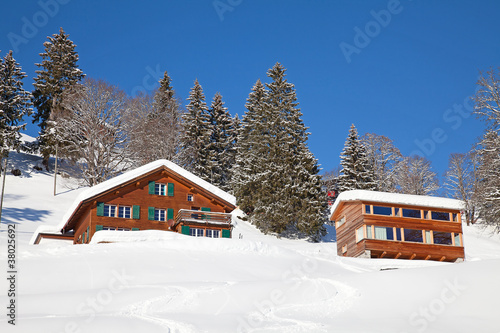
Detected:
left=1, top=149, right=500, bottom=332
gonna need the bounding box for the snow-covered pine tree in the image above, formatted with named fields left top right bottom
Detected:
left=231, top=79, right=270, bottom=215
left=250, top=63, right=326, bottom=240
left=126, top=71, right=182, bottom=165
left=32, top=27, right=85, bottom=169
left=179, top=79, right=211, bottom=177
left=0, top=50, right=32, bottom=158
left=206, top=92, right=236, bottom=191
left=338, top=124, right=377, bottom=192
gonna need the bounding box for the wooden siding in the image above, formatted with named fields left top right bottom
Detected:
left=331, top=199, right=465, bottom=261
left=69, top=167, right=234, bottom=243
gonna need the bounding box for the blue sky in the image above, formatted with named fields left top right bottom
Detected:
left=2, top=0, right=500, bottom=182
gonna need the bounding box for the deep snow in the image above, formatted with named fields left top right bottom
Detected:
left=1, top=149, right=500, bottom=333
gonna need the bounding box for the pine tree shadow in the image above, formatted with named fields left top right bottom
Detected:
left=1, top=207, right=51, bottom=224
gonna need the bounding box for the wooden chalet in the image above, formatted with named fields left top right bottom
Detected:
left=330, top=190, right=465, bottom=262
left=33, top=160, right=236, bottom=244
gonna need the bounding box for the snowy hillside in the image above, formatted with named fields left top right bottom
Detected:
left=1, top=148, right=500, bottom=332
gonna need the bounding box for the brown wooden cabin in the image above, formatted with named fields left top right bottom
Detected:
left=35, top=160, right=236, bottom=244
left=330, top=190, right=465, bottom=262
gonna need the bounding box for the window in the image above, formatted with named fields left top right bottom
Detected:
left=356, top=227, right=364, bottom=243
left=155, top=183, right=166, bottom=196
left=206, top=229, right=220, bottom=238
left=336, top=216, right=346, bottom=228
left=402, top=208, right=421, bottom=219
left=365, top=205, right=371, bottom=214
left=431, top=211, right=450, bottom=221
left=104, top=204, right=116, bottom=217
left=403, top=229, right=423, bottom=243
left=374, top=226, right=394, bottom=240
left=454, top=233, right=461, bottom=246
left=452, top=213, right=458, bottom=222
left=154, top=208, right=166, bottom=221
left=366, top=225, right=373, bottom=239
left=425, top=230, right=432, bottom=244
left=187, top=194, right=194, bottom=202
left=342, top=245, right=347, bottom=254
left=190, top=228, right=204, bottom=237
left=103, top=227, right=116, bottom=231
left=394, top=208, right=400, bottom=216
left=118, top=206, right=131, bottom=219
left=433, top=231, right=452, bottom=245
left=372, top=206, right=392, bottom=216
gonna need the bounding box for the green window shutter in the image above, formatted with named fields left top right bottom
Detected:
left=181, top=225, right=190, bottom=235
left=132, top=205, right=140, bottom=219
left=86, top=227, right=90, bottom=242
left=96, top=202, right=104, bottom=216
left=222, top=229, right=231, bottom=238
left=201, top=207, right=211, bottom=220
left=148, top=207, right=155, bottom=220
left=132, top=228, right=139, bottom=231
left=96, top=225, right=103, bottom=232
left=148, top=181, right=155, bottom=194
left=167, top=183, right=174, bottom=196
left=82, top=232, right=85, bottom=244
left=167, top=208, right=174, bottom=220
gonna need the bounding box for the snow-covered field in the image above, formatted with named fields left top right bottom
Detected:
left=1, top=149, right=500, bottom=333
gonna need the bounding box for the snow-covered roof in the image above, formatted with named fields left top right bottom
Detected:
left=330, top=190, right=464, bottom=217
left=57, top=159, right=236, bottom=231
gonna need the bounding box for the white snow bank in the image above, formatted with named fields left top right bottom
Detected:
left=56, top=159, right=236, bottom=232
left=331, top=189, right=464, bottom=217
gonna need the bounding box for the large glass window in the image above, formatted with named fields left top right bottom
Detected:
left=366, top=225, right=372, bottom=239
left=373, top=206, right=392, bottom=216
left=402, top=208, right=421, bottom=219
left=454, top=233, right=461, bottom=246
left=431, top=211, right=450, bottom=221
left=374, top=226, right=394, bottom=240
left=425, top=230, right=432, bottom=244
left=433, top=231, right=452, bottom=245
left=365, top=205, right=371, bottom=214
left=336, top=216, right=346, bottom=228
left=404, top=229, right=423, bottom=242
left=395, top=228, right=402, bottom=241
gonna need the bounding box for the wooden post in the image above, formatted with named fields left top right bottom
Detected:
left=0, top=158, right=8, bottom=223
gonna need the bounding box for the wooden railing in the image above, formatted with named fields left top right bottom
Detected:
left=175, top=209, right=232, bottom=226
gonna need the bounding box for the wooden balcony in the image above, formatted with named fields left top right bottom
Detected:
left=175, top=209, right=232, bottom=227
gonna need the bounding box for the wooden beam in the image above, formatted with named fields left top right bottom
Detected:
left=410, top=253, right=416, bottom=260
left=395, top=252, right=402, bottom=259
left=425, top=255, right=431, bottom=260
left=439, top=256, right=446, bottom=262
left=114, top=190, right=119, bottom=195
left=379, top=251, right=386, bottom=258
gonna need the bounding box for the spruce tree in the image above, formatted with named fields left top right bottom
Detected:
left=206, top=92, right=236, bottom=191
left=231, top=79, right=270, bottom=214
left=32, top=27, right=84, bottom=169
left=126, top=71, right=182, bottom=166
left=339, top=124, right=377, bottom=192
left=0, top=50, right=32, bottom=158
left=179, top=79, right=211, bottom=177
left=235, top=63, right=326, bottom=240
